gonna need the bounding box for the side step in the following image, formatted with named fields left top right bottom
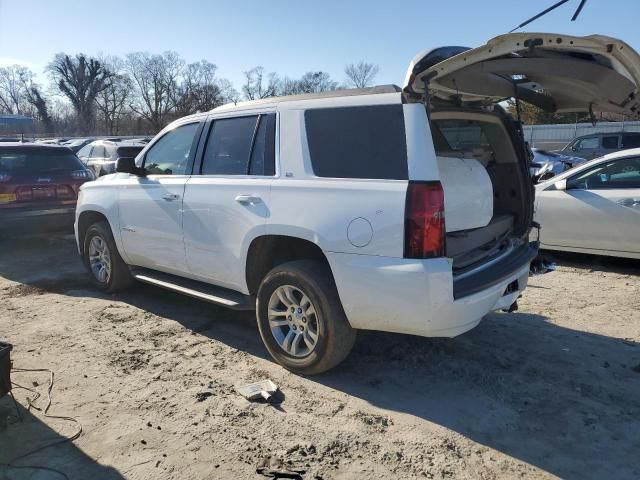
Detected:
left=130, top=267, right=254, bottom=310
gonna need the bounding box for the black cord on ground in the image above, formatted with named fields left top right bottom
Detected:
left=1, top=367, right=83, bottom=480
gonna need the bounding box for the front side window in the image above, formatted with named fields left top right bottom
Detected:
left=143, top=122, right=200, bottom=175
left=601, top=136, right=619, bottom=149
left=574, top=137, right=599, bottom=151
left=305, top=105, right=407, bottom=180
left=567, top=157, right=640, bottom=190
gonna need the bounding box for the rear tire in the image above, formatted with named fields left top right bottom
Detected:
left=83, top=221, right=133, bottom=292
left=256, top=260, right=356, bottom=375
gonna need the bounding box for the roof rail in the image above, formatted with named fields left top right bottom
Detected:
left=210, top=84, right=402, bottom=111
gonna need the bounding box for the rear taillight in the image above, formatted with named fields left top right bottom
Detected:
left=16, top=187, right=33, bottom=201
left=0, top=172, right=11, bottom=183
left=56, top=185, right=75, bottom=199
left=71, top=169, right=94, bottom=180
left=404, top=181, right=445, bottom=259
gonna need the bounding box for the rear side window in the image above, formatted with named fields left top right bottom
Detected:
left=621, top=134, right=640, bottom=148
left=200, top=114, right=276, bottom=176
left=0, top=148, right=84, bottom=173
left=77, top=145, right=92, bottom=158
left=602, top=136, right=619, bottom=149
left=90, top=145, right=106, bottom=159
left=304, top=105, right=407, bottom=180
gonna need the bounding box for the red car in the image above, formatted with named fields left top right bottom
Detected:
left=0, top=143, right=94, bottom=234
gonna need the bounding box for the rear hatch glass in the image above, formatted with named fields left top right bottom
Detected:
left=0, top=148, right=84, bottom=175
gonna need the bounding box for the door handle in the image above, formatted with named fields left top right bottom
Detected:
left=235, top=195, right=262, bottom=205
left=162, top=193, right=180, bottom=201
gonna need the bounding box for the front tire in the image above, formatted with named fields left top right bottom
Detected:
left=256, top=260, right=356, bottom=375
left=83, top=221, right=133, bottom=292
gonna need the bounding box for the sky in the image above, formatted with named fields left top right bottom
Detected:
left=1, top=0, right=640, bottom=92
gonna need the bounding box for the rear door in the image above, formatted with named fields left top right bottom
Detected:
left=118, top=121, right=203, bottom=274
left=182, top=112, right=276, bottom=292
left=537, top=156, right=640, bottom=254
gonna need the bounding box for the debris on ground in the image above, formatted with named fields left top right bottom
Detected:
left=236, top=379, right=278, bottom=402
left=256, top=455, right=305, bottom=479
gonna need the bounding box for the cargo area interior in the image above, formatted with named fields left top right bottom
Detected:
left=430, top=110, right=530, bottom=272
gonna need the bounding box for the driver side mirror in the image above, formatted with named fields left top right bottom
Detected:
left=553, top=179, right=567, bottom=191
left=116, top=157, right=143, bottom=176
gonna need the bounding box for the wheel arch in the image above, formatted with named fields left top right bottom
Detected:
left=245, top=234, right=333, bottom=295
left=77, top=209, right=120, bottom=257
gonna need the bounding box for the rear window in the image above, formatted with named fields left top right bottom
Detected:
left=0, top=148, right=84, bottom=173
left=116, top=146, right=144, bottom=159
left=304, top=105, right=408, bottom=180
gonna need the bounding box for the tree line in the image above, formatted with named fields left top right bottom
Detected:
left=0, top=54, right=379, bottom=137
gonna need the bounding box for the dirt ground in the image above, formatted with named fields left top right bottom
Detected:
left=0, top=232, right=639, bottom=480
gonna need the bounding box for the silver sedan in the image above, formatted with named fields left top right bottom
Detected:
left=534, top=148, right=640, bottom=259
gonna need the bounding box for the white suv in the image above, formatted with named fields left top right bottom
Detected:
left=75, top=33, right=640, bottom=374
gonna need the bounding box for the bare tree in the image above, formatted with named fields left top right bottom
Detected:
left=294, top=71, right=339, bottom=94
left=95, top=56, right=133, bottom=135
left=126, top=51, right=184, bottom=130
left=47, top=53, right=114, bottom=134
left=217, top=78, right=240, bottom=105
left=344, top=61, right=380, bottom=89
left=242, top=66, right=279, bottom=100
left=174, top=60, right=230, bottom=116
left=26, top=85, right=54, bottom=133
left=279, top=71, right=339, bottom=96
left=0, top=65, right=33, bottom=114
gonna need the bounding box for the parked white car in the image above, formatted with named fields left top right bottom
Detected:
left=535, top=149, right=640, bottom=259
left=75, top=32, right=640, bottom=373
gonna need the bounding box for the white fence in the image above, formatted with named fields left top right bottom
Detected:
left=522, top=121, right=640, bottom=150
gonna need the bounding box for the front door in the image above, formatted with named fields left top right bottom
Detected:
left=183, top=113, right=276, bottom=292
left=118, top=121, right=202, bottom=274
left=538, top=156, right=640, bottom=255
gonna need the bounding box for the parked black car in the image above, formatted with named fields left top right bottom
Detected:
left=560, top=131, right=640, bottom=160
left=0, top=143, right=94, bottom=234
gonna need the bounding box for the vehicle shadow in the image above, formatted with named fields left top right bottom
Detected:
left=2, top=233, right=640, bottom=479
left=0, top=399, right=124, bottom=479
left=543, top=249, right=640, bottom=275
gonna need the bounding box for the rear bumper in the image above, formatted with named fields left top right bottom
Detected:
left=327, top=241, right=537, bottom=337
left=0, top=207, right=76, bottom=234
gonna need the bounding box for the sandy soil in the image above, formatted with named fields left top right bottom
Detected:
left=1, top=232, right=639, bottom=480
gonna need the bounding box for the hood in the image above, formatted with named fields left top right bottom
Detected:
left=404, top=33, right=640, bottom=116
